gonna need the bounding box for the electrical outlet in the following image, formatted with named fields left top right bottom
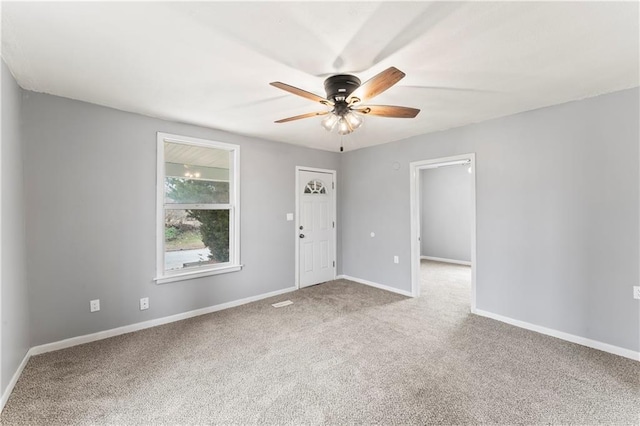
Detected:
left=90, top=299, right=100, bottom=312
left=633, top=286, right=640, bottom=300
left=140, top=297, right=149, bottom=310
left=394, top=256, right=399, bottom=264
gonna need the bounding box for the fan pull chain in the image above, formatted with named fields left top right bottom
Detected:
left=340, top=135, right=344, bottom=152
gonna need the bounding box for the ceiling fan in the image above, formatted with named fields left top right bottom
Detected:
left=270, top=67, right=420, bottom=137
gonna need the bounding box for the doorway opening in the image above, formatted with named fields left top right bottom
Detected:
left=295, top=166, right=337, bottom=289
left=409, top=154, right=477, bottom=312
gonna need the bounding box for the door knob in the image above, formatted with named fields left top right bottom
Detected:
left=299, top=234, right=305, bottom=238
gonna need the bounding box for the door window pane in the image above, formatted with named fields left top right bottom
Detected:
left=304, top=179, right=326, bottom=194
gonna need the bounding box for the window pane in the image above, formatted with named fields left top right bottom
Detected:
left=304, top=179, right=326, bottom=194
left=165, top=177, right=229, bottom=204
left=158, top=134, right=239, bottom=279
left=164, top=141, right=230, bottom=204
left=164, top=209, right=230, bottom=272
left=164, top=142, right=230, bottom=173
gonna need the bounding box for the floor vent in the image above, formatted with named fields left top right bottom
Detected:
left=272, top=300, right=293, bottom=308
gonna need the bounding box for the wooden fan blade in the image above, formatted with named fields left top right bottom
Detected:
left=274, top=111, right=329, bottom=123
left=355, top=105, right=420, bottom=118
left=270, top=82, right=332, bottom=105
left=347, top=67, right=406, bottom=103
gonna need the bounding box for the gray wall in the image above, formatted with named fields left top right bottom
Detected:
left=1, top=61, right=29, bottom=394
left=341, top=88, right=639, bottom=352
left=420, top=166, right=471, bottom=262
left=5, top=77, right=639, bottom=361
left=22, top=92, right=340, bottom=346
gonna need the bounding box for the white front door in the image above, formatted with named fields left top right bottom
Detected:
left=297, top=169, right=336, bottom=288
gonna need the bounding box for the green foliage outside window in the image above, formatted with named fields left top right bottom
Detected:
left=187, top=210, right=229, bottom=262
left=165, top=226, right=179, bottom=241
left=165, top=177, right=230, bottom=263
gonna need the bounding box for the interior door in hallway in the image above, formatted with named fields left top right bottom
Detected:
left=297, top=169, right=335, bottom=288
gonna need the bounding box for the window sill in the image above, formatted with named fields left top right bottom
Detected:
left=154, top=264, right=243, bottom=284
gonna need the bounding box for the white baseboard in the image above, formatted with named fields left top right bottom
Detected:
left=1, top=285, right=297, bottom=413
left=1, top=349, right=30, bottom=412
left=30, top=286, right=297, bottom=356
left=421, top=256, right=471, bottom=266
left=337, top=274, right=413, bottom=297
left=4, top=286, right=636, bottom=414
left=339, top=276, right=637, bottom=361
left=472, top=308, right=639, bottom=361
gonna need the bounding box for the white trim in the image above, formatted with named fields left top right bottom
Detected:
left=2, top=289, right=635, bottom=414
left=0, top=285, right=297, bottom=413
left=410, top=153, right=477, bottom=312
left=473, top=308, right=640, bottom=361
left=0, top=59, right=3, bottom=406
left=420, top=256, right=472, bottom=266
left=337, top=274, right=413, bottom=298
left=0, top=350, right=29, bottom=413
left=338, top=272, right=638, bottom=361
left=156, top=133, right=165, bottom=282
left=419, top=159, right=471, bottom=169
left=295, top=166, right=337, bottom=289
left=154, top=264, right=243, bottom=284
left=164, top=203, right=231, bottom=210
left=155, top=132, right=241, bottom=283
left=29, top=286, right=296, bottom=357
left=296, top=166, right=337, bottom=175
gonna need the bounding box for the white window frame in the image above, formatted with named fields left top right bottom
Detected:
left=154, top=132, right=241, bottom=284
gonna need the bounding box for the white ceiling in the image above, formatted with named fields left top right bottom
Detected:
left=2, top=2, right=638, bottom=152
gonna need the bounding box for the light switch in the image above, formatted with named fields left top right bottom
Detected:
left=286, top=213, right=294, bottom=221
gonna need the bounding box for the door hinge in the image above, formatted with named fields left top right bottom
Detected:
left=332, top=221, right=335, bottom=228
left=332, top=182, right=334, bottom=189
left=333, top=261, right=335, bottom=267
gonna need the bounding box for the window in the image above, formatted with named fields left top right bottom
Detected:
left=304, top=179, right=327, bottom=194
left=156, top=133, right=240, bottom=284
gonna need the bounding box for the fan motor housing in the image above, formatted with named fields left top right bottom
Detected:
left=324, top=74, right=361, bottom=102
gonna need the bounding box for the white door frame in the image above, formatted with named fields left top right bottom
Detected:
left=409, top=153, right=477, bottom=311
left=295, top=166, right=337, bottom=289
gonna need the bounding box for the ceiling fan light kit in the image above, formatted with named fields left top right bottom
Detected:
left=320, top=113, right=339, bottom=131
left=344, top=111, right=364, bottom=129
left=270, top=67, right=420, bottom=143
left=323, top=110, right=363, bottom=134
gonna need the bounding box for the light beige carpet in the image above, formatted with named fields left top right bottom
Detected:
left=2, top=261, right=639, bottom=425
